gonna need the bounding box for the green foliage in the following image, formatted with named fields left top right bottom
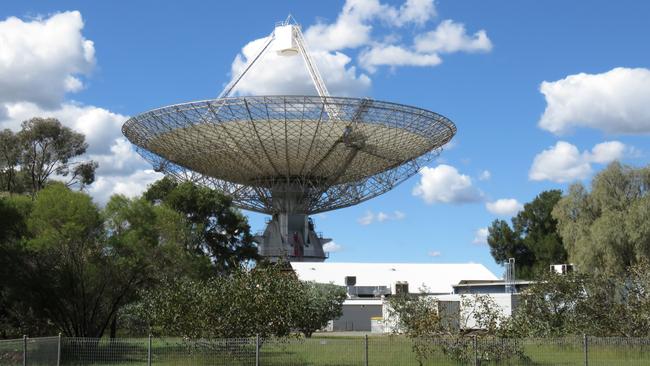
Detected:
left=127, top=265, right=346, bottom=339
left=0, top=195, right=36, bottom=337
left=0, top=118, right=97, bottom=195
left=387, top=293, right=523, bottom=365
left=387, top=293, right=445, bottom=337
left=553, top=162, right=650, bottom=275
left=0, top=185, right=205, bottom=337
left=0, top=129, right=22, bottom=193
left=0, top=174, right=262, bottom=338
left=294, top=282, right=347, bottom=337
left=17, top=117, right=97, bottom=194
left=508, top=260, right=650, bottom=337
left=144, top=177, right=258, bottom=273
left=487, top=190, right=567, bottom=279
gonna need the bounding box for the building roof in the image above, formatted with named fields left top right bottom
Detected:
left=290, top=262, right=498, bottom=294
left=454, top=279, right=536, bottom=287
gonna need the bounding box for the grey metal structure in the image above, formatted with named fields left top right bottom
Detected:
left=122, top=18, right=456, bottom=262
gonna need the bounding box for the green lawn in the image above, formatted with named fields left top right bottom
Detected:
left=3, top=335, right=650, bottom=365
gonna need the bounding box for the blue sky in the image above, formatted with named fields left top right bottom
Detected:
left=1, top=1, right=649, bottom=276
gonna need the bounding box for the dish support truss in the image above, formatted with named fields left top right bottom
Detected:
left=218, top=17, right=340, bottom=120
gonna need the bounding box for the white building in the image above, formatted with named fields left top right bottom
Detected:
left=291, top=262, right=519, bottom=332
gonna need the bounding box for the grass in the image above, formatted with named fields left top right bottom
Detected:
left=2, top=335, right=650, bottom=365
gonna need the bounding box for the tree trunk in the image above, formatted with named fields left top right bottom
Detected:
left=110, top=316, right=117, bottom=338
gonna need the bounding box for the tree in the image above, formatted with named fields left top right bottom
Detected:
left=553, top=162, right=650, bottom=275
left=10, top=185, right=179, bottom=337
left=487, top=190, right=567, bottom=279
left=144, top=177, right=258, bottom=273
left=0, top=195, right=39, bottom=337
left=0, top=129, right=21, bottom=193
left=508, top=260, right=650, bottom=337
left=387, top=292, right=522, bottom=365
left=18, top=117, right=97, bottom=194
left=102, top=194, right=214, bottom=336
left=126, top=265, right=347, bottom=339
left=294, top=282, right=346, bottom=337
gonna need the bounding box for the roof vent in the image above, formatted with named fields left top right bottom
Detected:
left=345, top=276, right=357, bottom=286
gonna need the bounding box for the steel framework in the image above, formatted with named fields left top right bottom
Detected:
left=122, top=95, right=456, bottom=214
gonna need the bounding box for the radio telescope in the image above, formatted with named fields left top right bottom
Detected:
left=122, top=17, right=456, bottom=262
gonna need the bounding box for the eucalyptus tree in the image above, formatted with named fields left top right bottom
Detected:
left=487, top=190, right=567, bottom=279
left=553, top=162, right=650, bottom=275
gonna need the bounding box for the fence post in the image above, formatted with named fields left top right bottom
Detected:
left=473, top=335, right=478, bottom=366
left=364, top=334, right=369, bottom=366
left=22, top=335, right=27, bottom=366
left=57, top=333, right=62, bottom=366
left=255, top=334, right=260, bottom=366
left=583, top=334, right=588, bottom=366
left=147, top=334, right=152, bottom=366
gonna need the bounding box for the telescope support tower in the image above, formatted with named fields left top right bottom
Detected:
left=256, top=213, right=329, bottom=262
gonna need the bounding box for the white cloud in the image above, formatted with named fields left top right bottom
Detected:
left=359, top=45, right=441, bottom=72
left=88, top=169, right=164, bottom=205
left=358, top=211, right=375, bottom=225
left=91, top=138, right=151, bottom=176
left=412, top=164, right=482, bottom=204
left=472, top=227, right=488, bottom=245
left=395, top=0, right=437, bottom=26
left=323, top=241, right=343, bottom=253
left=428, top=250, right=441, bottom=257
left=228, top=36, right=371, bottom=96
left=414, top=19, right=492, bottom=54
left=478, top=170, right=491, bottom=181
left=588, top=141, right=626, bottom=164
left=227, top=0, right=491, bottom=92
left=0, top=11, right=95, bottom=108
left=0, top=11, right=160, bottom=205
left=529, top=141, right=630, bottom=183
left=486, top=199, right=523, bottom=216
left=357, top=210, right=406, bottom=225
left=529, top=141, right=591, bottom=182
left=304, top=0, right=437, bottom=52
left=4, top=101, right=127, bottom=155
left=538, top=67, right=650, bottom=135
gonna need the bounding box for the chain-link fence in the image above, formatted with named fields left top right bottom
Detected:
left=2, top=334, right=650, bottom=365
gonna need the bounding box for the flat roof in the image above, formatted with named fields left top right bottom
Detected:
left=291, top=262, right=498, bottom=294
left=454, top=279, right=536, bottom=287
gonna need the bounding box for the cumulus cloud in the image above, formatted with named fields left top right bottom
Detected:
left=323, top=241, right=343, bottom=253
left=414, top=19, right=492, bottom=54
left=486, top=199, right=524, bottom=216
left=89, top=169, right=164, bottom=205
left=588, top=141, right=627, bottom=164
left=0, top=11, right=95, bottom=108
left=0, top=12, right=160, bottom=205
left=538, top=67, right=650, bottom=135
left=478, top=170, right=491, bottom=181
left=472, top=228, right=488, bottom=245
left=529, top=141, right=630, bottom=183
left=229, top=36, right=371, bottom=96
left=304, top=0, right=437, bottom=52
left=412, top=164, right=482, bottom=204
left=357, top=210, right=406, bottom=225
left=359, top=45, right=441, bottom=72
left=226, top=0, right=491, bottom=92
left=4, top=101, right=127, bottom=155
